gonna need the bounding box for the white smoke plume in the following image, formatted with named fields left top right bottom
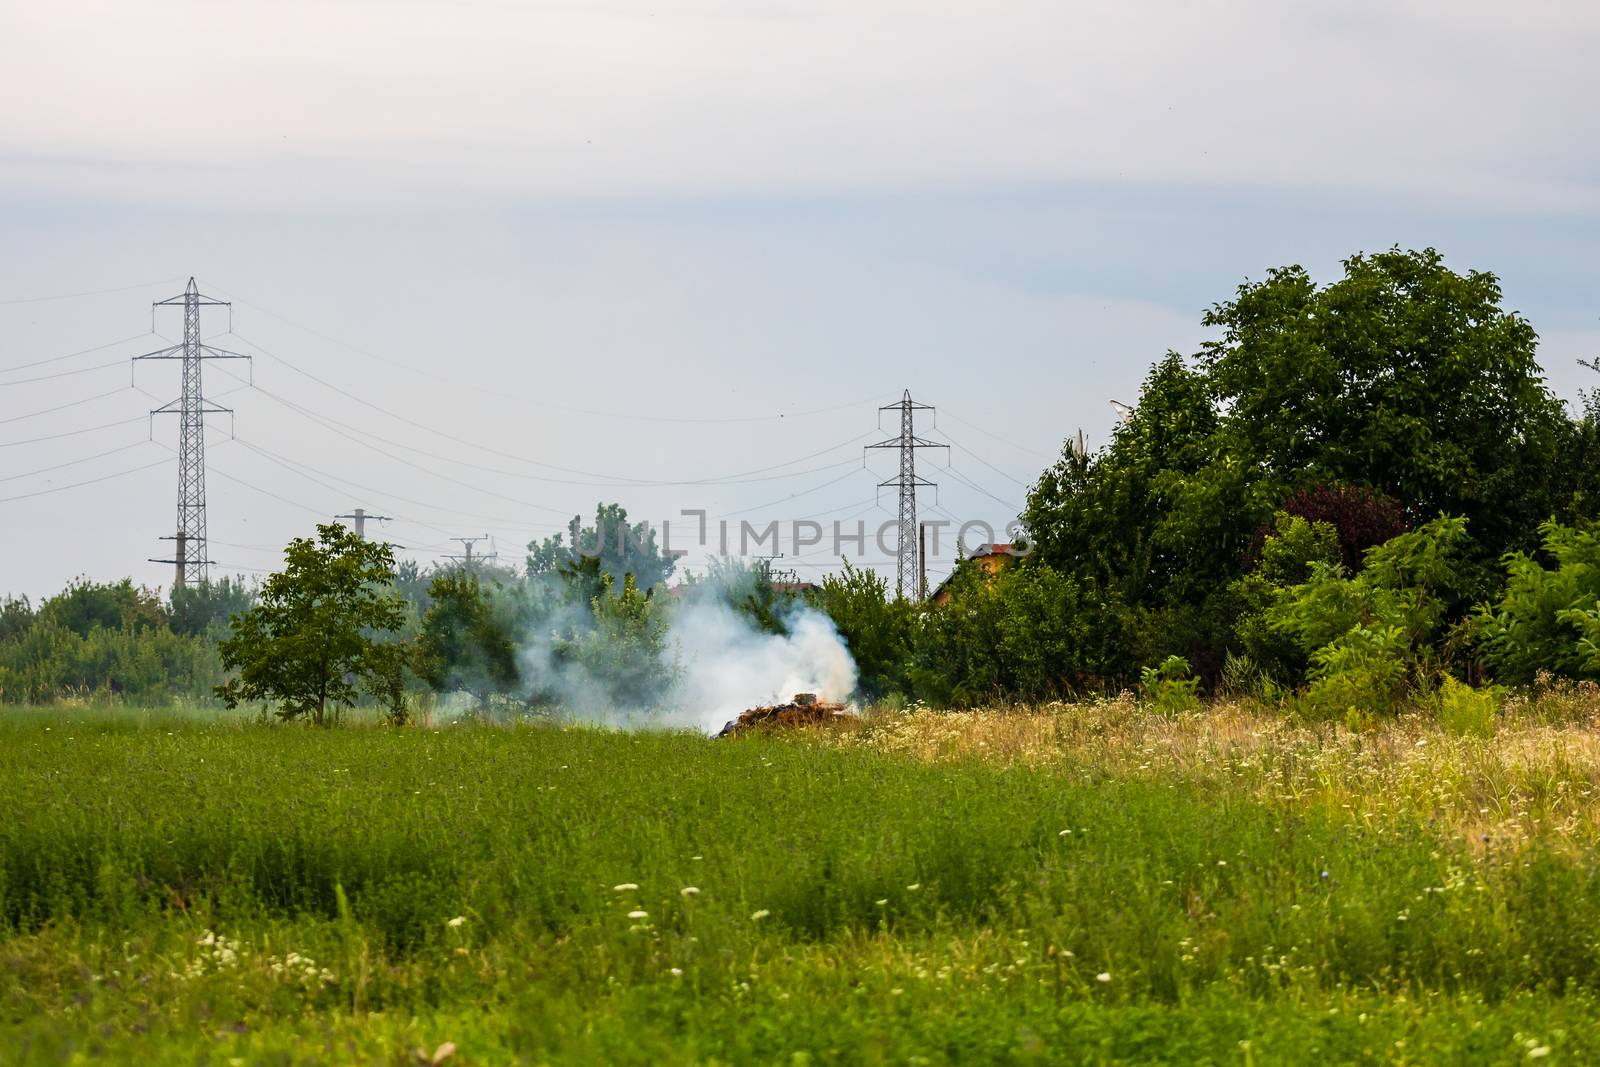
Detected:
left=508, top=572, right=858, bottom=734
left=663, top=601, right=858, bottom=733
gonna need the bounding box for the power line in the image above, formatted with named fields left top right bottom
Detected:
left=235, top=437, right=571, bottom=521
left=0, top=440, right=156, bottom=484
left=0, top=386, right=130, bottom=425
left=0, top=415, right=146, bottom=448
left=939, top=408, right=1056, bottom=461
left=0, top=332, right=155, bottom=375
left=230, top=438, right=571, bottom=536
left=935, top=428, right=1032, bottom=489
left=0, top=455, right=169, bottom=505
left=722, top=467, right=868, bottom=518
left=202, top=279, right=891, bottom=425
left=0, top=357, right=128, bottom=386
left=206, top=463, right=334, bottom=518
left=217, top=334, right=880, bottom=487
left=0, top=279, right=184, bottom=307
left=934, top=461, right=1020, bottom=512
left=245, top=370, right=868, bottom=487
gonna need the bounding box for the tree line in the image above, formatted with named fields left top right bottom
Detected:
left=6, top=246, right=1600, bottom=721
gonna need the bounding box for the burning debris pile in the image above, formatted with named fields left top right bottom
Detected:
left=715, top=692, right=856, bottom=738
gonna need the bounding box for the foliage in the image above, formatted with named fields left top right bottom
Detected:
left=527, top=503, right=676, bottom=592
left=1477, top=521, right=1600, bottom=683
left=38, top=577, right=166, bottom=637
left=215, top=524, right=408, bottom=725
left=1268, top=516, right=1472, bottom=717
left=809, top=560, right=915, bottom=700
left=1434, top=675, right=1499, bottom=739
left=1231, top=513, right=1345, bottom=685
left=681, top=557, right=804, bottom=636
left=545, top=571, right=675, bottom=708
left=1022, top=248, right=1580, bottom=688
left=414, top=573, right=520, bottom=705
left=1200, top=248, right=1573, bottom=556
left=0, top=595, right=33, bottom=643
left=1139, top=654, right=1201, bottom=714
left=0, top=619, right=221, bottom=704
left=167, top=575, right=257, bottom=637
left=1273, top=483, right=1408, bottom=571
left=909, top=563, right=1094, bottom=705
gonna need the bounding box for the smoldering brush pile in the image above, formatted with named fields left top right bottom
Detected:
left=716, top=692, right=856, bottom=737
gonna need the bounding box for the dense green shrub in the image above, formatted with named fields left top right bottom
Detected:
left=908, top=563, right=1092, bottom=706
left=1477, top=521, right=1600, bottom=683
left=1267, top=516, right=1472, bottom=717
left=1139, top=654, right=1201, bottom=714
left=0, top=618, right=221, bottom=704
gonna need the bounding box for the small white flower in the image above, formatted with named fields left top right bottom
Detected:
left=669, top=967, right=683, bottom=977
left=906, top=883, right=921, bottom=891
left=446, top=916, right=466, bottom=929
left=875, top=898, right=889, bottom=906
left=1096, top=972, right=1112, bottom=983
left=751, top=909, right=771, bottom=921
left=1528, top=1048, right=1551, bottom=1059
left=628, top=910, right=649, bottom=920
left=1059, top=829, right=1072, bottom=836
left=613, top=883, right=639, bottom=892
left=680, top=886, right=700, bottom=897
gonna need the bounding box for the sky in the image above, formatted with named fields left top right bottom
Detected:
left=2, top=0, right=1597, bottom=601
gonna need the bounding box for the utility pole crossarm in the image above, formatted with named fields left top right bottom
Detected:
left=336, top=507, right=393, bottom=542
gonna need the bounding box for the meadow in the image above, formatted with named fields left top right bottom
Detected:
left=6, top=696, right=1600, bottom=1065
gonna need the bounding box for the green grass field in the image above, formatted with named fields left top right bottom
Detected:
left=4, top=705, right=1600, bottom=1064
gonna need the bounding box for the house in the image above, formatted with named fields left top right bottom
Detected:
left=929, top=543, right=1022, bottom=606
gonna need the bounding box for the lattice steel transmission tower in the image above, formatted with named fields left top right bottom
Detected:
left=134, top=279, right=249, bottom=589
left=866, top=390, right=945, bottom=601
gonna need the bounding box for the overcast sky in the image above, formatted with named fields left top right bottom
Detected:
left=2, top=0, right=1597, bottom=600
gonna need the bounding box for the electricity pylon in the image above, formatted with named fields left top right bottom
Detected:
left=134, top=278, right=250, bottom=589
left=866, top=390, right=946, bottom=601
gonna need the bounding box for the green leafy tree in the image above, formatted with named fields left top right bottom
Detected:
left=550, top=571, right=675, bottom=708
left=168, top=576, right=257, bottom=637
left=679, top=557, right=805, bottom=636
left=1021, top=248, right=1578, bottom=688
left=527, top=503, right=676, bottom=592
left=0, top=596, right=33, bottom=643
left=1200, top=248, right=1573, bottom=555
left=913, top=563, right=1093, bottom=706
left=215, top=524, right=407, bottom=725
left=809, top=560, right=915, bottom=700
left=38, top=578, right=166, bottom=637
left=1023, top=355, right=1268, bottom=682
left=415, top=573, right=520, bottom=705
